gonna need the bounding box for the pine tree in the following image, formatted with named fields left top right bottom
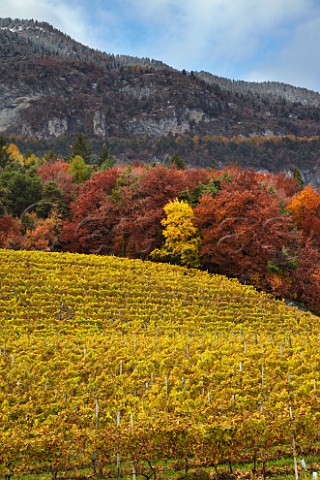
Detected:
left=70, top=134, right=93, bottom=164
left=0, top=136, right=10, bottom=170
left=97, top=144, right=116, bottom=169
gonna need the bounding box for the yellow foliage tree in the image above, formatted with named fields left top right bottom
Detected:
left=7, top=143, right=24, bottom=164
left=150, top=198, right=200, bottom=267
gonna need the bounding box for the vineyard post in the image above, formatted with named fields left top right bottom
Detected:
left=95, top=398, right=99, bottom=430
left=117, top=411, right=121, bottom=480
left=290, top=406, right=299, bottom=480
left=92, top=398, right=99, bottom=476
left=130, top=415, right=137, bottom=480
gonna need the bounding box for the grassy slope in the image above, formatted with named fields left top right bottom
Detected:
left=0, top=249, right=319, bottom=479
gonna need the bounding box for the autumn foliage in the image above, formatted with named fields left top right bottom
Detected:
left=0, top=215, right=21, bottom=248
left=194, top=169, right=298, bottom=286
left=151, top=198, right=200, bottom=267
left=288, top=183, right=320, bottom=245
left=0, top=141, right=320, bottom=312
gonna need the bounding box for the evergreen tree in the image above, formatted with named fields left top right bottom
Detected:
left=68, top=155, right=92, bottom=183
left=293, top=166, right=304, bottom=188
left=0, top=136, right=10, bottom=170
left=70, top=134, right=93, bottom=164
left=36, top=181, right=64, bottom=218
left=97, top=144, right=116, bottom=169
left=0, top=162, right=43, bottom=216
left=169, top=151, right=186, bottom=170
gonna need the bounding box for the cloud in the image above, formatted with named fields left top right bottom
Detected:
left=94, top=0, right=319, bottom=90
left=0, top=0, right=94, bottom=47
left=113, top=0, right=313, bottom=69
left=246, top=11, right=320, bottom=91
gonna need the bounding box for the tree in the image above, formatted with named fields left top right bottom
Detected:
left=70, top=134, right=93, bottom=164
left=151, top=198, right=200, bottom=267
left=0, top=185, right=10, bottom=215
left=287, top=183, right=320, bottom=246
left=0, top=162, right=43, bottom=217
left=96, top=144, right=116, bottom=169
left=168, top=151, right=185, bottom=170
left=37, top=159, right=79, bottom=208
left=7, top=143, right=24, bottom=164
left=68, top=156, right=92, bottom=184
left=0, top=136, right=10, bottom=170
left=36, top=181, right=64, bottom=218
left=61, top=167, right=121, bottom=253
left=292, top=167, right=304, bottom=188
left=0, top=215, right=21, bottom=248
left=23, top=209, right=62, bottom=251
left=194, top=169, right=298, bottom=290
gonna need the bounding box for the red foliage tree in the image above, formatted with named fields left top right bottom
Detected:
left=61, top=167, right=121, bottom=253
left=130, top=165, right=190, bottom=257
left=194, top=169, right=299, bottom=291
left=290, top=242, right=320, bottom=313
left=180, top=167, right=214, bottom=192
left=37, top=159, right=79, bottom=206
left=61, top=164, right=204, bottom=257
left=0, top=215, right=21, bottom=248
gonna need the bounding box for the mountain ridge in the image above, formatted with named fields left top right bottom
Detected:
left=1, top=17, right=319, bottom=103
left=1, top=17, right=320, bottom=184
left=195, top=71, right=320, bottom=106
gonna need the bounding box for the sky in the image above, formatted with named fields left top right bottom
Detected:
left=1, top=0, right=320, bottom=92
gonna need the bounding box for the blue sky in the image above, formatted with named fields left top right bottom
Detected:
left=1, top=0, right=320, bottom=92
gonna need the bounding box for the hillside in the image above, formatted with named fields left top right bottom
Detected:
left=2, top=18, right=320, bottom=181
left=1, top=249, right=320, bottom=479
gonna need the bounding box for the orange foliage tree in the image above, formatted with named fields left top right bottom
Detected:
left=288, top=183, right=320, bottom=246
left=23, top=210, right=63, bottom=251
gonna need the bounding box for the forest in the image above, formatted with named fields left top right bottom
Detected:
left=0, top=133, right=320, bottom=314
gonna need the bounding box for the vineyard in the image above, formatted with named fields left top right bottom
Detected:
left=1, top=249, right=320, bottom=480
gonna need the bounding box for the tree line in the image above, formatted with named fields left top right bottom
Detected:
left=0, top=134, right=319, bottom=313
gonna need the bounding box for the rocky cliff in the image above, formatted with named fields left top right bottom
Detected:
left=1, top=17, right=320, bottom=182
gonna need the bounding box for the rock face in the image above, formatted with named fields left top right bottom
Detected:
left=93, top=111, right=107, bottom=137
left=1, top=17, right=320, bottom=140
left=1, top=17, right=320, bottom=182
left=0, top=90, right=43, bottom=132
left=48, top=117, right=68, bottom=137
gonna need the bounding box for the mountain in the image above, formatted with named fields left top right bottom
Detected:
left=1, top=17, right=320, bottom=181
